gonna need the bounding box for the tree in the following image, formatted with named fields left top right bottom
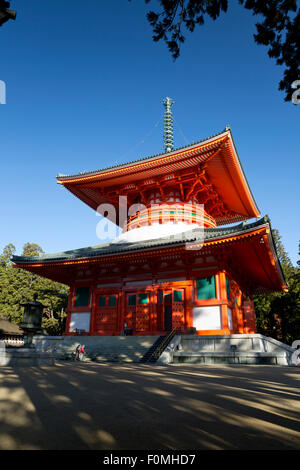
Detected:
left=0, top=242, right=69, bottom=335
left=142, top=0, right=300, bottom=101
left=22, top=242, right=44, bottom=257
left=0, top=1, right=16, bottom=27
left=0, top=243, right=16, bottom=267
left=253, top=230, right=300, bottom=344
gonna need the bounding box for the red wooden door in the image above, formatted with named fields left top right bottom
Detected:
left=126, top=292, right=150, bottom=332
left=95, top=294, right=118, bottom=331
left=172, top=289, right=185, bottom=329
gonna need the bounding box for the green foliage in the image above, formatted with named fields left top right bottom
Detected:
left=143, top=0, right=300, bottom=101
left=0, top=243, right=16, bottom=267
left=22, top=242, right=44, bottom=257
left=0, top=242, right=69, bottom=335
left=253, top=230, right=300, bottom=345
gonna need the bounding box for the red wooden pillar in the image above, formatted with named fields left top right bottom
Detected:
left=90, top=283, right=97, bottom=335
left=235, top=293, right=244, bottom=333
left=118, top=287, right=125, bottom=334
left=156, top=286, right=163, bottom=331
left=242, top=300, right=256, bottom=334
left=219, top=272, right=229, bottom=331
left=185, top=284, right=193, bottom=329
left=64, top=285, right=74, bottom=334
left=185, top=258, right=193, bottom=330
left=116, top=290, right=122, bottom=335
left=151, top=287, right=158, bottom=332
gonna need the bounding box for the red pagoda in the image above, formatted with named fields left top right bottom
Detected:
left=13, top=98, right=287, bottom=337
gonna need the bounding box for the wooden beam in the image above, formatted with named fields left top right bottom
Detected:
left=179, top=183, right=185, bottom=201
left=184, top=177, right=204, bottom=202
left=136, top=186, right=148, bottom=205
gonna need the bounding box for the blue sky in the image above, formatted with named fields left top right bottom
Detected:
left=0, top=0, right=299, bottom=265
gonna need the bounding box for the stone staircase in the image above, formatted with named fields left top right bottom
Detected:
left=140, top=328, right=179, bottom=363
left=139, top=335, right=167, bottom=363
left=32, top=335, right=159, bottom=363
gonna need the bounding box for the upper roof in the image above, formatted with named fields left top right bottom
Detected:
left=57, top=127, right=260, bottom=226
left=57, top=128, right=229, bottom=180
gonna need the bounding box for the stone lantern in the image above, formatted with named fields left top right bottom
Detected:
left=20, top=293, right=45, bottom=348
left=0, top=293, right=55, bottom=366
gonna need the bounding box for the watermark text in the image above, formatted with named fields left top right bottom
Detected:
left=291, top=80, right=300, bottom=105
left=0, top=80, right=6, bottom=104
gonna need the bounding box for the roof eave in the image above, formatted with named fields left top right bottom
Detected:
left=56, top=129, right=229, bottom=183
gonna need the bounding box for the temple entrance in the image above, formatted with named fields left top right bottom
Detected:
left=164, top=292, right=173, bottom=331
left=159, top=288, right=185, bottom=331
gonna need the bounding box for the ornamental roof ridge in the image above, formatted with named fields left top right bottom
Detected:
left=56, top=127, right=229, bottom=180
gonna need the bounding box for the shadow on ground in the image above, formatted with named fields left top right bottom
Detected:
left=0, top=363, right=299, bottom=450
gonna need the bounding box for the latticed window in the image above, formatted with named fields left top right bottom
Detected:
left=108, top=295, right=117, bottom=306
left=128, top=294, right=136, bottom=306
left=174, top=290, right=183, bottom=302
left=98, top=295, right=117, bottom=307
left=138, top=293, right=148, bottom=305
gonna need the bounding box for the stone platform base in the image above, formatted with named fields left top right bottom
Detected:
left=158, top=334, right=297, bottom=366
left=32, top=335, right=159, bottom=363
left=173, top=352, right=288, bottom=365
left=8, top=334, right=296, bottom=366
left=0, top=348, right=55, bottom=366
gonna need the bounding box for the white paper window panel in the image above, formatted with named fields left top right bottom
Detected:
left=228, top=307, right=233, bottom=330
left=70, top=312, right=91, bottom=332
left=193, top=306, right=222, bottom=330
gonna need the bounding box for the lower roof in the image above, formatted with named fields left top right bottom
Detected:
left=12, top=217, right=269, bottom=264
left=12, top=216, right=287, bottom=294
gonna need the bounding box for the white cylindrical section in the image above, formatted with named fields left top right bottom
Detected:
left=113, top=222, right=198, bottom=244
